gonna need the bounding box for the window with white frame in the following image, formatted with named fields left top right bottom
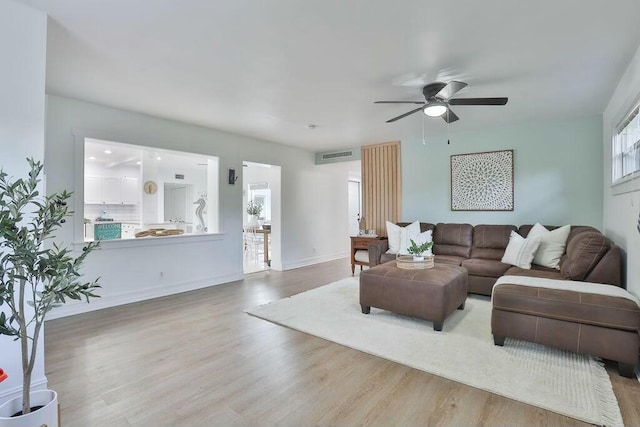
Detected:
left=612, top=102, right=640, bottom=184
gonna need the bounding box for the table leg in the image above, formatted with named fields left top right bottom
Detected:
left=263, top=233, right=269, bottom=263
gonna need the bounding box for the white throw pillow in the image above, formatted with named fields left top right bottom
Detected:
left=501, top=231, right=541, bottom=269
left=386, top=220, right=421, bottom=255
left=527, top=223, right=570, bottom=269
left=408, top=229, right=433, bottom=256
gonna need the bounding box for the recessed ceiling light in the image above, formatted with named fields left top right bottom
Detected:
left=88, top=156, right=96, bottom=160
left=104, top=149, right=112, bottom=154
left=136, top=161, right=141, bottom=165
left=156, top=156, right=162, bottom=160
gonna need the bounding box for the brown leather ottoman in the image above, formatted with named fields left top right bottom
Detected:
left=359, top=262, right=468, bottom=331
left=492, top=279, right=640, bottom=377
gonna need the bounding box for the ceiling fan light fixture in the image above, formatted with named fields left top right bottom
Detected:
left=423, top=103, right=447, bottom=117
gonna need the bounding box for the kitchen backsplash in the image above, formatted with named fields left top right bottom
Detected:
left=85, top=204, right=141, bottom=222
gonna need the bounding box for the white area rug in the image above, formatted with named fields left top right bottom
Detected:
left=246, top=277, right=623, bottom=427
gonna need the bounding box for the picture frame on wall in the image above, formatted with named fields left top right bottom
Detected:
left=450, top=149, right=514, bottom=211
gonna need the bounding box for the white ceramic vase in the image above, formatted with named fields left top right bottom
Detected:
left=248, top=215, right=260, bottom=227
left=0, top=390, right=58, bottom=427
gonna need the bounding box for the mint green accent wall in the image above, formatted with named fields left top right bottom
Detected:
left=401, top=116, right=603, bottom=228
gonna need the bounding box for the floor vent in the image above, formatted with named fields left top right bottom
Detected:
left=315, top=148, right=360, bottom=165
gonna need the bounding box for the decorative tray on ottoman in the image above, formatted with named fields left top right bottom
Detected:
left=396, top=254, right=435, bottom=269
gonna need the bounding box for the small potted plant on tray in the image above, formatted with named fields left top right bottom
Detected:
left=0, top=158, right=100, bottom=427
left=406, top=239, right=434, bottom=262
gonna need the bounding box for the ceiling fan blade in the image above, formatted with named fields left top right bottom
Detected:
left=435, top=81, right=468, bottom=100
left=442, top=108, right=459, bottom=123
left=374, top=101, right=425, bottom=104
left=386, top=106, right=424, bottom=123
left=422, top=82, right=447, bottom=99
left=448, top=97, right=508, bottom=106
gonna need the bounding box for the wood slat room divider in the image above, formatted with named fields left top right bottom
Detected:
left=361, top=141, right=401, bottom=237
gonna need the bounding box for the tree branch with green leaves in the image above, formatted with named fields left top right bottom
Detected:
left=0, top=158, right=100, bottom=415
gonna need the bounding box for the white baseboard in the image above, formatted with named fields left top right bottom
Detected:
left=46, top=271, right=243, bottom=320
left=281, top=251, right=348, bottom=271
left=45, top=251, right=348, bottom=319
left=0, top=376, right=48, bottom=405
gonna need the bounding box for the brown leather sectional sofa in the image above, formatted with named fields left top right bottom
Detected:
left=367, top=222, right=622, bottom=295
left=367, top=222, right=640, bottom=377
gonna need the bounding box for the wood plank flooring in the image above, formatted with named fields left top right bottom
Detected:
left=45, top=258, right=640, bottom=426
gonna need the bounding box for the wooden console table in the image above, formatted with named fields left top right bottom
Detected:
left=350, top=235, right=387, bottom=275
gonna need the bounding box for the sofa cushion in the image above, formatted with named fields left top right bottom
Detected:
left=470, top=224, right=516, bottom=260
left=560, top=231, right=610, bottom=281
left=565, top=226, right=600, bottom=243
left=518, top=224, right=597, bottom=240
left=527, top=223, right=570, bottom=269
left=380, top=252, right=396, bottom=265
left=492, top=282, right=640, bottom=332
left=433, top=223, right=473, bottom=258
left=435, top=255, right=466, bottom=266
left=397, top=222, right=435, bottom=234
left=462, top=258, right=511, bottom=278
left=501, top=231, right=541, bottom=269
left=519, top=224, right=561, bottom=237
left=505, top=265, right=564, bottom=281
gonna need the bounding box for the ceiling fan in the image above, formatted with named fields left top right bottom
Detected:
left=375, top=81, right=508, bottom=123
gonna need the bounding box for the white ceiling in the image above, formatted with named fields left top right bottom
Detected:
left=22, top=0, right=640, bottom=151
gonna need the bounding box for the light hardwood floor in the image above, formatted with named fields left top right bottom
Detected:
left=45, top=258, right=640, bottom=426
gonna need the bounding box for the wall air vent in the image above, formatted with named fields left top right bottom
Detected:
left=323, top=150, right=353, bottom=159
left=315, top=147, right=361, bottom=165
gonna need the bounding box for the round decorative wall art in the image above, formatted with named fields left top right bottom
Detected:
left=450, top=149, right=514, bottom=211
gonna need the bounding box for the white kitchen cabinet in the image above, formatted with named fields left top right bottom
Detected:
left=120, top=177, right=139, bottom=204
left=102, top=177, right=121, bottom=204
left=121, top=223, right=139, bottom=239
left=84, top=176, right=102, bottom=204
left=84, top=176, right=140, bottom=205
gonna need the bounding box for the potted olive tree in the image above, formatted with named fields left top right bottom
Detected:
left=0, top=158, right=100, bottom=426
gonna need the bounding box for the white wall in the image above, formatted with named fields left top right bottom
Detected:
left=0, top=0, right=48, bottom=404
left=288, top=161, right=351, bottom=267
left=44, top=95, right=350, bottom=318
left=603, top=42, right=640, bottom=297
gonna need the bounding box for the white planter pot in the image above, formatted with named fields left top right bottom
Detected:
left=248, top=215, right=260, bottom=227
left=0, top=390, right=58, bottom=427
left=412, top=255, right=424, bottom=262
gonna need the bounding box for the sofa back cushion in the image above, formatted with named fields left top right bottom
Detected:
left=560, top=231, right=611, bottom=281
left=519, top=224, right=598, bottom=240
left=433, top=223, right=473, bottom=258
left=471, top=224, right=516, bottom=260
left=397, top=222, right=435, bottom=233
left=518, top=224, right=559, bottom=237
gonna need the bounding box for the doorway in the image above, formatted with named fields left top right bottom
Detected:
left=242, top=161, right=281, bottom=274
left=348, top=179, right=361, bottom=236
left=164, top=183, right=192, bottom=222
